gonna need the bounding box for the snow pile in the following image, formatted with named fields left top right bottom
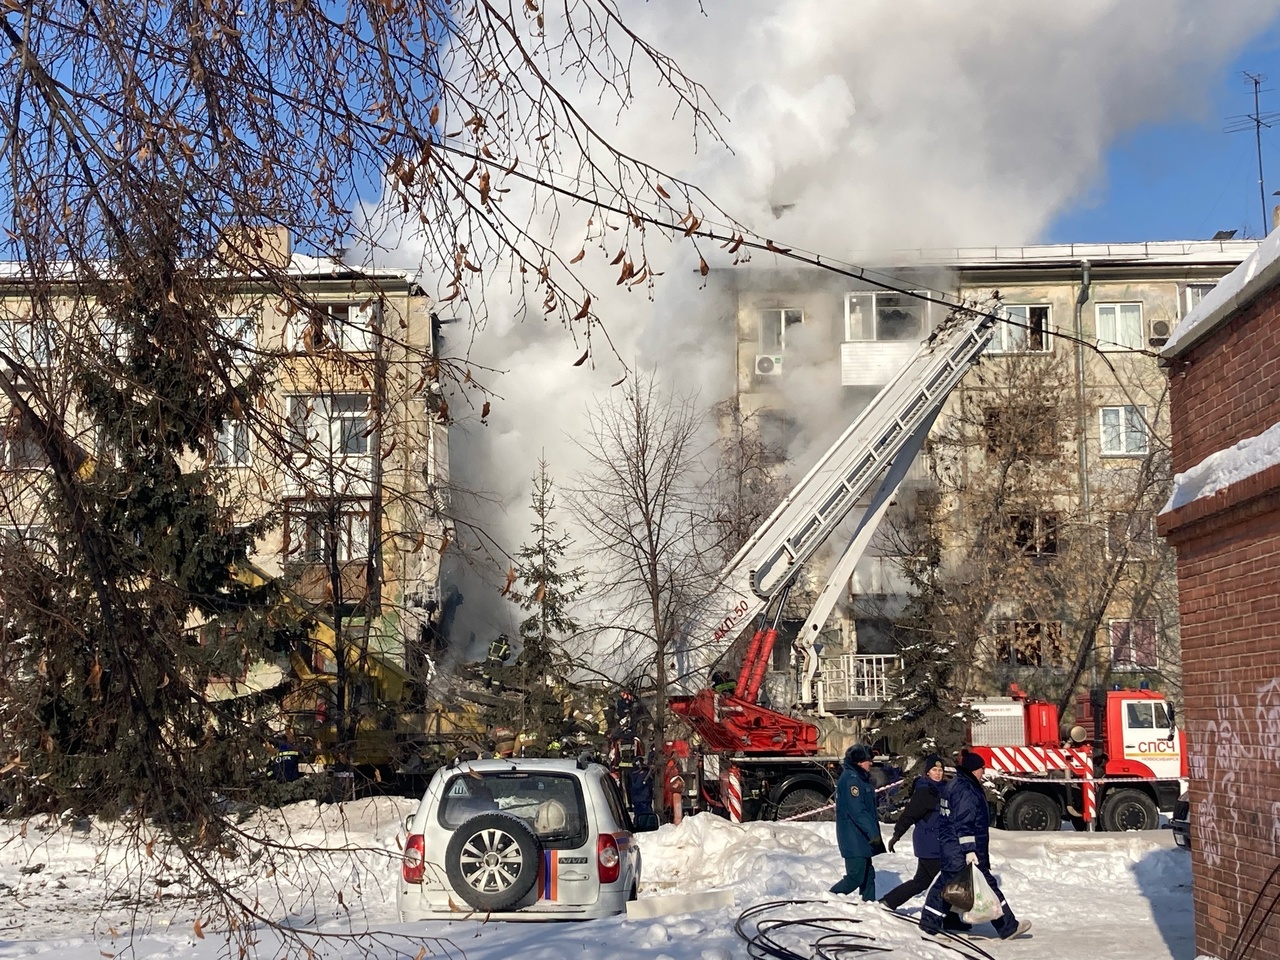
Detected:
left=0, top=803, right=1195, bottom=959
left=1161, top=418, right=1280, bottom=515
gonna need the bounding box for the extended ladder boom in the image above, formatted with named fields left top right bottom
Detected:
left=675, top=307, right=996, bottom=691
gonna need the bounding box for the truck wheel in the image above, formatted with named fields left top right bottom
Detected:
left=444, top=813, right=542, bottom=912
left=1101, top=789, right=1159, bottom=832
left=1002, top=791, right=1060, bottom=831
left=773, top=787, right=833, bottom=821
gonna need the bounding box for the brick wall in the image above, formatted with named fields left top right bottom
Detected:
left=1167, top=289, right=1280, bottom=474
left=1162, top=282, right=1280, bottom=960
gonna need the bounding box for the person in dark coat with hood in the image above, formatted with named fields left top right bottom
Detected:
left=919, top=752, right=1031, bottom=940
left=830, top=744, right=882, bottom=900
left=879, top=756, right=966, bottom=915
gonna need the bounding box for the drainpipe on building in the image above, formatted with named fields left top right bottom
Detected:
left=1073, top=261, right=1093, bottom=691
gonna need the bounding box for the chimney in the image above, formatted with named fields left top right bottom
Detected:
left=219, top=225, right=291, bottom=272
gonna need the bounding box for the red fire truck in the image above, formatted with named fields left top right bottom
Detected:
left=968, top=684, right=1186, bottom=831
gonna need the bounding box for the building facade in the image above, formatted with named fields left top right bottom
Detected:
left=0, top=232, right=449, bottom=727
left=725, top=240, right=1257, bottom=717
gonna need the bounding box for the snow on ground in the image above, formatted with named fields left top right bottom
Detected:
left=0, top=800, right=1196, bottom=960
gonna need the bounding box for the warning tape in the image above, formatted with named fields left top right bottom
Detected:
left=773, top=772, right=1183, bottom=824
left=776, top=777, right=904, bottom=823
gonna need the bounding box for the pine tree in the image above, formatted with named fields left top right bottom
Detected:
left=509, top=458, right=584, bottom=744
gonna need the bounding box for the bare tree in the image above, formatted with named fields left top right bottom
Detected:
left=568, top=373, right=715, bottom=757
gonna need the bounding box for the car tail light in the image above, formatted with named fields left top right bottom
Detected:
left=402, top=833, right=426, bottom=884
left=597, top=833, right=621, bottom=884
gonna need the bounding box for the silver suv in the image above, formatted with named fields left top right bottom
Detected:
left=398, top=755, right=642, bottom=920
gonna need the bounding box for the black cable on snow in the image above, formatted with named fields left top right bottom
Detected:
left=732, top=898, right=993, bottom=960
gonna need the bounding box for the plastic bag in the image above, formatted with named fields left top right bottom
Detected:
left=962, top=867, right=1003, bottom=925
left=941, top=865, right=975, bottom=912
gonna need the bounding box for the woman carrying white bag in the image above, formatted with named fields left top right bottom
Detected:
left=918, top=752, right=1032, bottom=939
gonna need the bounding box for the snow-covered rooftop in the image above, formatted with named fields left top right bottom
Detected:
left=896, top=238, right=1260, bottom=269
left=1161, top=227, right=1280, bottom=357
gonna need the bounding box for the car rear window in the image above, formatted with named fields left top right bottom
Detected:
left=438, top=771, right=588, bottom=847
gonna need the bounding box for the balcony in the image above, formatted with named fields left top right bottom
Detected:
left=282, top=455, right=373, bottom=499
left=840, top=341, right=918, bottom=387
left=818, top=653, right=900, bottom=712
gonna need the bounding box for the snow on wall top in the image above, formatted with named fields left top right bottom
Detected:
left=1161, top=226, right=1280, bottom=358
left=1161, top=418, right=1280, bottom=516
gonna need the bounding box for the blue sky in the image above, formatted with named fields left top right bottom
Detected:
left=1049, top=22, right=1280, bottom=244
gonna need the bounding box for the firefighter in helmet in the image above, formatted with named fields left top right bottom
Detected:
left=481, top=633, right=512, bottom=689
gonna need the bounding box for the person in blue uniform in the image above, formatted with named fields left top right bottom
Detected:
left=919, top=752, right=1031, bottom=939
left=830, top=744, right=882, bottom=900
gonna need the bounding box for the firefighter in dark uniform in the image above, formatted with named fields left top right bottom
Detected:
left=482, top=634, right=511, bottom=689
left=830, top=744, right=881, bottom=901
left=919, top=752, right=1030, bottom=939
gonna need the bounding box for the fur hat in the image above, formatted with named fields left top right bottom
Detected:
left=959, top=752, right=986, bottom=774
left=846, top=744, right=873, bottom=765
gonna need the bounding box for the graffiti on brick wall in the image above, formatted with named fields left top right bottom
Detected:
left=1196, top=679, right=1280, bottom=869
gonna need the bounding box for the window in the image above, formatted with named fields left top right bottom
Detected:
left=287, top=302, right=375, bottom=353
left=984, top=407, right=1058, bottom=457
left=0, top=410, right=44, bottom=470
left=1106, top=510, right=1156, bottom=559
left=215, top=419, right=251, bottom=467
left=216, top=313, right=257, bottom=363
left=284, top=501, right=370, bottom=562
left=989, top=305, right=1051, bottom=354
left=0, top=316, right=50, bottom=367
left=1185, top=283, right=1216, bottom=314
left=286, top=394, right=370, bottom=459
left=994, top=620, right=1067, bottom=668
left=1096, top=302, right=1144, bottom=351
left=1100, top=405, right=1149, bottom=456
left=1110, top=619, right=1157, bottom=669
left=759, top=308, right=803, bottom=352
left=1009, top=511, right=1058, bottom=557
left=845, top=292, right=928, bottom=342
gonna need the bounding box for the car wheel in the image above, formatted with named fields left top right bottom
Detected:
left=1002, top=791, right=1060, bottom=831
left=1101, top=789, right=1159, bottom=832
left=444, top=812, right=542, bottom=912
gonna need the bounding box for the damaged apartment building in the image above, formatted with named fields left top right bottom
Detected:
left=719, top=238, right=1258, bottom=713
left=0, top=229, right=450, bottom=731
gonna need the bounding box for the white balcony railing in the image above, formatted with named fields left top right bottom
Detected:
left=819, top=653, right=901, bottom=705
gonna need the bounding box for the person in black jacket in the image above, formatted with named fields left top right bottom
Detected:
left=919, top=752, right=1031, bottom=940
left=878, top=757, right=961, bottom=909
left=830, top=744, right=882, bottom=900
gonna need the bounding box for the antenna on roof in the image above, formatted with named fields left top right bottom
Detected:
left=1224, top=71, right=1280, bottom=238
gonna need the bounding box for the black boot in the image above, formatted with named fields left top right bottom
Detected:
left=943, top=915, right=973, bottom=932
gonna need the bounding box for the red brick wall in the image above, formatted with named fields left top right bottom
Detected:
left=1162, top=282, right=1280, bottom=959
left=1167, top=289, right=1280, bottom=474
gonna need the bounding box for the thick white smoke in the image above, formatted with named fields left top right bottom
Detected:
left=405, top=0, right=1280, bottom=661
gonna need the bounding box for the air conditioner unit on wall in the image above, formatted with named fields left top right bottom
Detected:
left=755, top=354, right=784, bottom=376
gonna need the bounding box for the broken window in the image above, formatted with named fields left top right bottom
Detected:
left=1100, top=405, right=1148, bottom=456
left=1110, top=619, right=1157, bottom=669
left=994, top=620, right=1067, bottom=668
left=989, top=304, right=1051, bottom=354
left=984, top=407, right=1058, bottom=458
left=845, top=292, right=928, bottom=342
left=287, top=302, right=375, bottom=353
left=1096, top=302, right=1144, bottom=351
left=283, top=501, right=371, bottom=562
left=759, top=307, right=804, bottom=352
left=1009, top=511, right=1058, bottom=557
